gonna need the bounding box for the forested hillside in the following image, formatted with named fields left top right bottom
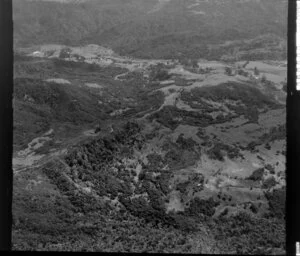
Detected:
left=13, top=0, right=287, bottom=59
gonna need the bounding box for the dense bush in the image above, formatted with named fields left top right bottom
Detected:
left=246, top=168, right=265, bottom=181
left=59, top=48, right=72, bottom=59
left=262, top=176, right=277, bottom=190
left=208, top=143, right=241, bottom=161
left=14, top=77, right=109, bottom=127
left=265, top=164, right=275, bottom=174
left=265, top=187, right=286, bottom=219
left=186, top=82, right=278, bottom=109
left=213, top=212, right=285, bottom=254
left=150, top=106, right=215, bottom=130
left=176, top=135, right=197, bottom=151
left=260, top=124, right=286, bottom=142
left=187, top=197, right=219, bottom=217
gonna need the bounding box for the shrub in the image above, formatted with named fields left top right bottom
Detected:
left=262, top=176, right=277, bottom=190
left=246, top=168, right=264, bottom=181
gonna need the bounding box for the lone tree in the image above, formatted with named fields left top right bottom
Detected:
left=254, top=67, right=260, bottom=76
left=261, top=74, right=267, bottom=83
left=94, top=124, right=101, bottom=134
left=225, top=67, right=233, bottom=76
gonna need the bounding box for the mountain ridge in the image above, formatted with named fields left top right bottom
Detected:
left=13, top=0, right=287, bottom=59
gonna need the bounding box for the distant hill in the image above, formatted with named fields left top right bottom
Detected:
left=13, top=0, right=287, bottom=59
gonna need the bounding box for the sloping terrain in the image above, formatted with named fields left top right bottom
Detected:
left=12, top=0, right=287, bottom=253
left=12, top=46, right=286, bottom=253
left=13, top=0, right=287, bottom=59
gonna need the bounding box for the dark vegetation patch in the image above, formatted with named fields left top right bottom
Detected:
left=13, top=77, right=109, bottom=149
left=150, top=137, right=202, bottom=172
left=175, top=173, right=204, bottom=196
left=264, top=187, right=286, bottom=219
left=213, top=212, right=285, bottom=254
left=149, top=106, right=214, bottom=130
left=43, top=161, right=104, bottom=213
left=259, top=124, right=286, bottom=143
left=146, top=153, right=165, bottom=170
left=149, top=64, right=171, bottom=82
left=176, top=134, right=198, bottom=151
left=120, top=192, right=177, bottom=230
left=13, top=117, right=286, bottom=252
left=173, top=76, right=192, bottom=87
left=13, top=57, right=164, bottom=150
left=246, top=168, right=265, bottom=181
left=245, top=141, right=261, bottom=152
left=207, top=143, right=242, bottom=161
left=164, top=148, right=198, bottom=170
left=61, top=122, right=178, bottom=231
left=63, top=122, right=143, bottom=199
left=182, top=82, right=279, bottom=109
left=13, top=100, right=51, bottom=151
left=186, top=197, right=220, bottom=218
left=12, top=168, right=107, bottom=250
left=249, top=203, right=259, bottom=214
left=14, top=78, right=107, bottom=123
left=181, top=82, right=280, bottom=123
left=176, top=181, right=190, bottom=194
left=262, top=176, right=278, bottom=190
left=265, top=164, right=275, bottom=174
left=13, top=167, right=203, bottom=252
left=61, top=122, right=202, bottom=232
left=121, top=71, right=147, bottom=83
